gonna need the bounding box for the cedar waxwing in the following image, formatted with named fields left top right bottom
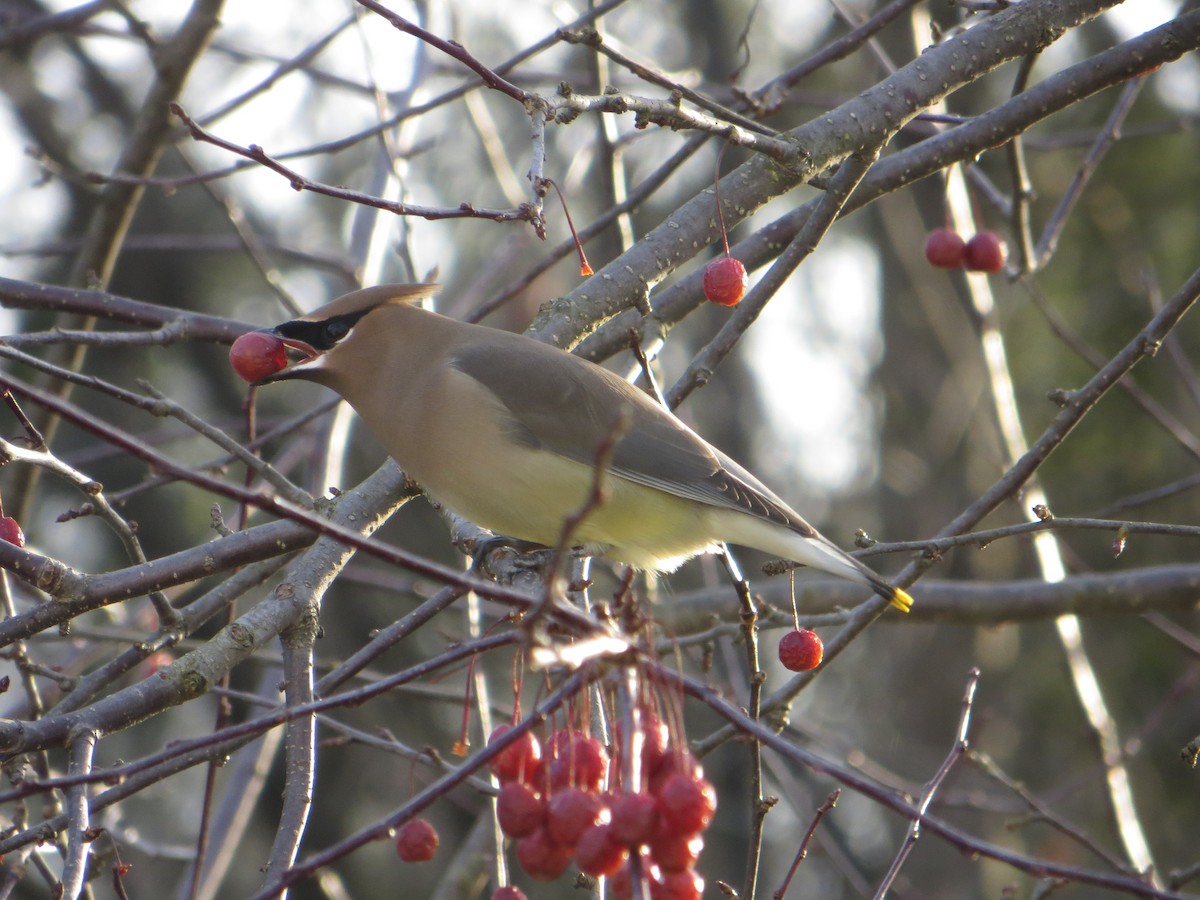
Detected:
left=256, top=284, right=912, bottom=612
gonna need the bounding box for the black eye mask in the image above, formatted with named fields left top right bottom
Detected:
left=275, top=309, right=370, bottom=352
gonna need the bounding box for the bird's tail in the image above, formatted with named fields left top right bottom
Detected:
left=832, top=539, right=913, bottom=613
left=724, top=514, right=913, bottom=612
left=768, top=520, right=916, bottom=614
left=874, top=578, right=914, bottom=613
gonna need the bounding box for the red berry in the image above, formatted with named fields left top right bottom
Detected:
left=229, top=331, right=289, bottom=383
left=575, top=823, right=629, bottom=877
left=617, top=712, right=671, bottom=782
left=546, top=787, right=604, bottom=847
left=140, top=651, right=174, bottom=678
left=549, top=733, right=608, bottom=792
left=656, top=774, right=716, bottom=836
left=548, top=729, right=575, bottom=756
left=610, top=791, right=659, bottom=846
left=395, top=818, right=439, bottom=862
left=641, top=715, right=670, bottom=776
left=0, top=516, right=25, bottom=548
left=609, top=855, right=654, bottom=900
left=610, top=862, right=634, bottom=900
left=924, top=228, right=966, bottom=269
left=491, top=888, right=527, bottom=900
left=535, top=729, right=571, bottom=789
left=648, top=751, right=703, bottom=796
left=778, top=628, right=823, bottom=672
left=648, top=833, right=702, bottom=873
left=964, top=231, right=1007, bottom=272
left=497, top=782, right=545, bottom=838
left=650, top=867, right=704, bottom=900
left=488, top=725, right=543, bottom=783
left=515, top=826, right=573, bottom=881
left=703, top=256, right=748, bottom=306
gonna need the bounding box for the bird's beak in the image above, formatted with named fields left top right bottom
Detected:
left=253, top=329, right=323, bottom=385
left=279, top=333, right=320, bottom=364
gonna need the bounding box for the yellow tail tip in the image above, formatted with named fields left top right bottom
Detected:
left=890, top=587, right=914, bottom=613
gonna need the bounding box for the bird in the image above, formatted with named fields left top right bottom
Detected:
left=251, top=283, right=912, bottom=612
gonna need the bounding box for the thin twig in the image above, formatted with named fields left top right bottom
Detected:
left=0, top=436, right=182, bottom=631
left=1034, top=78, right=1146, bottom=269
left=667, top=146, right=879, bottom=407
left=719, top=547, right=771, bottom=900
left=949, top=122, right=1160, bottom=880
left=0, top=343, right=309, bottom=505
left=467, top=133, right=707, bottom=323
left=663, top=662, right=1186, bottom=900
left=0, top=631, right=518, bottom=807
left=873, top=669, right=980, bottom=898
left=1007, top=53, right=1039, bottom=275
left=352, top=0, right=531, bottom=102
left=1020, top=281, right=1200, bottom=461
left=747, top=0, right=923, bottom=112
left=577, top=11, right=1200, bottom=364
left=315, top=585, right=469, bottom=696
left=873, top=515, right=1200, bottom=555
left=197, top=15, right=356, bottom=128
left=1142, top=267, right=1200, bottom=416
left=694, top=263, right=1200, bottom=754
left=548, top=89, right=798, bottom=161
left=0, top=0, right=112, bottom=52
left=21, top=0, right=225, bottom=525
left=250, top=671, right=589, bottom=899
left=0, top=374, right=596, bottom=628
left=774, top=789, right=840, bottom=899
left=969, top=749, right=1136, bottom=874
left=558, top=26, right=777, bottom=136
left=171, top=103, right=539, bottom=225
left=48, top=558, right=289, bottom=717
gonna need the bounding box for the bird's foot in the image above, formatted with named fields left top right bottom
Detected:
left=471, top=535, right=555, bottom=583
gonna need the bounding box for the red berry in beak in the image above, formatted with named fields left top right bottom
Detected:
left=229, top=331, right=288, bottom=383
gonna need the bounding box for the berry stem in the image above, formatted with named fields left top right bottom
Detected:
left=454, top=652, right=475, bottom=756
left=713, top=140, right=732, bottom=255
left=789, top=569, right=800, bottom=632
left=546, top=179, right=594, bottom=276
left=510, top=649, right=524, bottom=724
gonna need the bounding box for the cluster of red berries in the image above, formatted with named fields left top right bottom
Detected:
left=488, top=716, right=713, bottom=899
left=924, top=228, right=1007, bottom=273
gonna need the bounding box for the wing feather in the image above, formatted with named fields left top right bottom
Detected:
left=450, top=338, right=817, bottom=538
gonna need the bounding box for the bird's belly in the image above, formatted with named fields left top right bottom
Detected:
left=417, top=446, right=718, bottom=571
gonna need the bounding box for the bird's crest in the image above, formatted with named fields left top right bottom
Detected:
left=297, top=283, right=440, bottom=322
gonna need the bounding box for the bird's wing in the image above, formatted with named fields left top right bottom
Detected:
left=450, top=338, right=817, bottom=538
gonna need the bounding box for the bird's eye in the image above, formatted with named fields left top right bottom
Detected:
left=323, top=319, right=350, bottom=343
